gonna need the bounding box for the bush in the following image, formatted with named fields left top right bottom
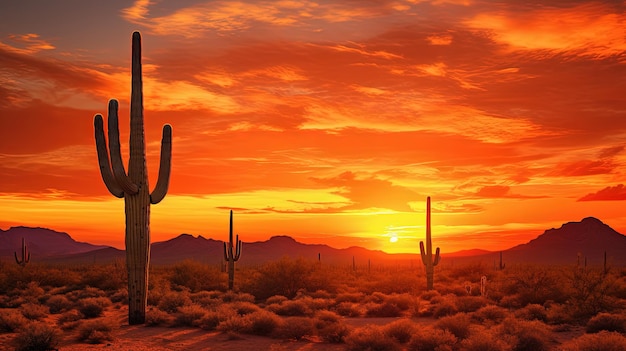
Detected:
left=407, top=327, right=457, bottom=351
left=456, top=296, right=489, bottom=313
left=460, top=327, right=512, bottom=351
left=365, top=302, right=402, bottom=317
left=199, top=311, right=221, bottom=331
left=170, top=260, right=224, bottom=292
left=268, top=299, right=312, bottom=316
left=473, top=305, right=509, bottom=325
left=157, top=291, right=192, bottom=313
left=345, top=325, right=401, bottom=351
left=432, top=298, right=458, bottom=318
left=77, top=297, right=111, bottom=318
left=12, top=322, right=61, bottom=351
left=77, top=318, right=117, bottom=344
left=0, top=309, right=28, bottom=332
left=274, top=316, right=315, bottom=340
left=217, top=315, right=251, bottom=334
left=266, top=295, right=288, bottom=305
left=174, top=304, right=207, bottom=327
left=46, top=295, right=73, bottom=314
left=436, top=312, right=471, bottom=340
left=20, top=303, right=49, bottom=320
left=384, top=319, right=417, bottom=344
left=334, top=302, right=361, bottom=317
left=515, top=303, right=548, bottom=322
left=559, top=330, right=626, bottom=351
left=57, top=310, right=83, bottom=330
left=497, top=317, right=552, bottom=351
left=244, top=310, right=283, bottom=336
left=145, top=308, right=174, bottom=327
left=586, top=313, right=626, bottom=334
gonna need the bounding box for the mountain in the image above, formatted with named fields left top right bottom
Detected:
left=498, top=217, right=626, bottom=265
left=0, top=227, right=109, bottom=259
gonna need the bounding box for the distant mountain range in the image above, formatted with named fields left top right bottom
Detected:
left=1, top=217, right=624, bottom=266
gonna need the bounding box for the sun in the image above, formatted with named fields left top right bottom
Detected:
left=389, top=234, right=398, bottom=243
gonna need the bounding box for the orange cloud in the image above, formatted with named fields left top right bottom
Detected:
left=578, top=184, right=626, bottom=202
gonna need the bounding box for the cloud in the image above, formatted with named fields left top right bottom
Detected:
left=578, top=184, right=626, bottom=202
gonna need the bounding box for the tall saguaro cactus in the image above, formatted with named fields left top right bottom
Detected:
left=419, top=197, right=440, bottom=290
left=93, top=32, right=172, bottom=325
left=223, top=210, right=242, bottom=290
left=14, top=237, right=30, bottom=267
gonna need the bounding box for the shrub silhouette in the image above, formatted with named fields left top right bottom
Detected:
left=559, top=330, right=626, bottom=351
left=77, top=318, right=117, bottom=344
left=436, top=312, right=471, bottom=340
left=46, top=295, right=73, bottom=314
left=497, top=317, right=552, bottom=351
left=243, top=310, right=283, bottom=336
left=383, top=318, right=417, bottom=344
left=174, top=304, right=208, bottom=327
left=170, top=260, right=224, bottom=292
left=585, top=312, right=626, bottom=334
left=407, top=326, right=457, bottom=351
left=345, top=325, right=401, bottom=351
left=12, top=321, right=61, bottom=351
left=274, top=316, right=315, bottom=340
left=77, top=297, right=111, bottom=318
left=20, top=303, right=49, bottom=320
left=145, top=308, right=174, bottom=327
left=0, top=309, right=28, bottom=332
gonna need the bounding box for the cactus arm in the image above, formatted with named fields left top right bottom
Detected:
left=107, top=100, right=139, bottom=194
left=419, top=241, right=428, bottom=265
left=223, top=242, right=229, bottom=261
left=14, top=251, right=19, bottom=265
left=234, top=235, right=241, bottom=261
left=433, top=247, right=440, bottom=266
left=94, top=114, right=124, bottom=197
left=150, top=124, right=172, bottom=204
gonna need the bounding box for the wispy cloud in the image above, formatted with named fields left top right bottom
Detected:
left=578, top=184, right=626, bottom=202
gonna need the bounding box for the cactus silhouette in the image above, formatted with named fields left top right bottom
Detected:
left=223, top=210, right=242, bottom=290
left=499, top=251, right=506, bottom=270
left=93, top=32, right=172, bottom=325
left=419, top=196, right=440, bottom=290
left=14, top=237, right=30, bottom=267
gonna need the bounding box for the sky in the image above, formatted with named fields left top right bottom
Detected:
left=1, top=0, right=625, bottom=254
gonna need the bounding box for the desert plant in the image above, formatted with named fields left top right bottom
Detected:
left=224, top=210, right=243, bottom=291
left=244, top=310, right=283, bottom=336
left=14, top=237, right=31, bottom=267
left=345, top=325, right=401, bottom=351
left=586, top=312, right=626, bottom=334
left=472, top=305, right=510, bottom=325
left=365, top=302, right=402, bottom=317
left=13, top=322, right=61, bottom=351
left=174, top=304, right=208, bottom=327
left=0, top=309, right=28, bottom=332
left=460, top=327, right=512, bottom=351
left=145, top=308, right=174, bottom=327
left=170, top=260, right=224, bottom=292
left=157, top=290, right=192, bottom=313
left=515, top=303, right=548, bottom=322
left=46, top=295, right=73, bottom=314
left=407, top=326, right=457, bottom=351
left=20, top=303, right=49, bottom=320
left=77, top=318, right=117, bottom=344
left=558, top=330, right=626, bottom=351
left=274, top=316, right=315, bottom=340
left=77, top=297, right=111, bottom=318
left=436, top=312, right=471, bottom=339
left=93, top=31, right=172, bottom=324
left=384, top=318, right=417, bottom=344
left=420, top=197, right=440, bottom=291
left=497, top=317, right=552, bottom=351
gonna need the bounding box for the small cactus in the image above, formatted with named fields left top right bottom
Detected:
left=419, top=197, right=440, bottom=290
left=223, top=210, right=242, bottom=290
left=498, top=251, right=506, bottom=270
left=14, top=237, right=30, bottom=267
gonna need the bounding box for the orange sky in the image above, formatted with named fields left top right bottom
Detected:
left=1, top=0, right=626, bottom=254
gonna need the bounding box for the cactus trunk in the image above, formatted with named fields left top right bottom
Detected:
left=223, top=210, right=242, bottom=291
left=93, top=32, right=172, bottom=325
left=419, top=197, right=440, bottom=290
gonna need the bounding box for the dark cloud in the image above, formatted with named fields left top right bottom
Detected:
left=578, top=184, right=626, bottom=201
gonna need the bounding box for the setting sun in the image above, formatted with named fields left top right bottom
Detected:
left=1, top=0, right=625, bottom=254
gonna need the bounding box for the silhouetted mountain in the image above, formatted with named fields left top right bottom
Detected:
left=0, top=227, right=109, bottom=260
left=500, top=217, right=626, bottom=265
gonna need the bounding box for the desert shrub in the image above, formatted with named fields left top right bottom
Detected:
left=12, top=321, right=61, bottom=351
left=77, top=297, right=111, bottom=318
left=109, top=288, right=128, bottom=304
left=558, top=330, right=626, bottom=351
left=334, top=302, right=361, bottom=317
left=515, top=303, right=548, bottom=322
left=46, top=295, right=73, bottom=314
left=365, top=302, right=402, bottom=317
left=460, top=327, right=512, bottom=351
left=383, top=318, right=417, bottom=344
left=217, top=315, right=251, bottom=334
left=229, top=301, right=261, bottom=315
left=20, top=303, right=49, bottom=320
left=57, top=309, right=83, bottom=330
left=169, top=260, right=224, bottom=292
left=318, top=320, right=350, bottom=343
left=336, top=292, right=365, bottom=303
left=20, top=282, right=46, bottom=303
left=432, top=298, right=458, bottom=318
left=82, top=264, right=126, bottom=291
left=77, top=318, right=117, bottom=344
left=0, top=309, right=28, bottom=332
left=266, top=295, right=288, bottom=305
left=385, top=293, right=415, bottom=311
left=174, top=304, right=207, bottom=327
left=547, top=303, right=576, bottom=325
left=310, top=289, right=332, bottom=299
left=268, top=299, right=312, bottom=316
left=295, top=295, right=332, bottom=311
left=420, top=290, right=441, bottom=301
left=503, top=266, right=567, bottom=306
left=345, top=325, right=401, bottom=351
left=199, top=311, right=221, bottom=331
left=314, top=310, right=341, bottom=327
left=407, top=327, right=457, bottom=351
left=145, top=308, right=174, bottom=327
left=220, top=291, right=255, bottom=303
left=189, top=291, right=220, bottom=308
left=567, top=267, right=619, bottom=319
left=274, top=316, right=315, bottom=340
left=497, top=317, right=552, bottom=351
left=244, top=310, right=283, bottom=336
left=473, top=305, right=510, bottom=325
left=250, top=257, right=318, bottom=299
left=586, top=313, right=626, bottom=334
left=436, top=312, right=471, bottom=340
left=65, top=286, right=106, bottom=301
left=456, top=296, right=489, bottom=313
left=157, top=291, right=192, bottom=313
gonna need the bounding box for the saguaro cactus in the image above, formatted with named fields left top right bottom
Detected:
left=498, top=251, right=506, bottom=270
left=93, top=32, right=172, bottom=325
left=419, top=196, right=440, bottom=290
left=14, top=237, right=30, bottom=267
left=223, top=210, right=242, bottom=290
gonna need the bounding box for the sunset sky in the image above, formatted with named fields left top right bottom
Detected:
left=1, top=0, right=625, bottom=254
